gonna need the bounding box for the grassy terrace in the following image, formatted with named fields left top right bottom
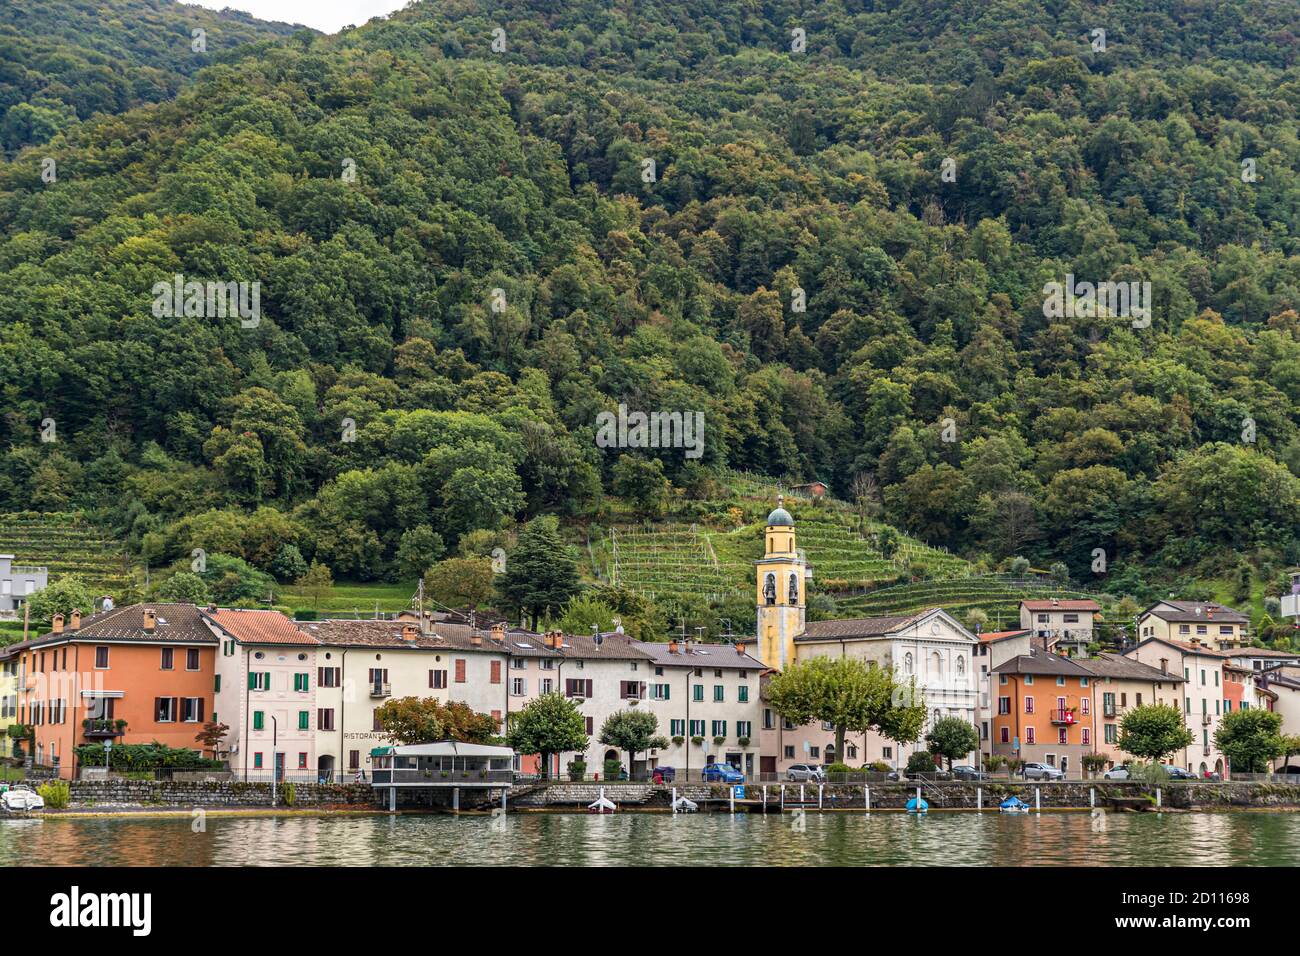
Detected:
left=276, top=580, right=416, bottom=617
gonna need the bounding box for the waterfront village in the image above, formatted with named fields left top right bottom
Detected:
left=3, top=504, right=1300, bottom=813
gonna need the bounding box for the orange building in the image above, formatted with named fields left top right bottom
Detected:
left=16, top=603, right=217, bottom=778
left=991, top=648, right=1096, bottom=775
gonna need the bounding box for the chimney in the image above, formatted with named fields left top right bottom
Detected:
left=401, top=623, right=418, bottom=642
left=52, top=613, right=64, bottom=635
left=69, top=609, right=81, bottom=630
left=668, top=640, right=678, bottom=655
left=470, top=630, right=483, bottom=647
left=682, top=640, right=690, bottom=654
left=736, top=641, right=747, bottom=656
left=490, top=622, right=505, bottom=644
left=143, top=608, right=156, bottom=631
left=1159, top=657, right=1168, bottom=675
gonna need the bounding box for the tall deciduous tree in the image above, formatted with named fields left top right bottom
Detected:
left=1118, top=704, right=1194, bottom=763
left=925, top=716, right=980, bottom=770
left=766, top=657, right=927, bottom=767
left=506, top=693, right=589, bottom=778
left=1214, top=709, right=1284, bottom=773
left=598, top=709, right=663, bottom=780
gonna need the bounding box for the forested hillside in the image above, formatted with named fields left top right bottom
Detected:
left=0, top=0, right=306, bottom=154
left=1, top=0, right=1298, bottom=633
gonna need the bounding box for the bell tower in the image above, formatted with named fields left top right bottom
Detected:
left=755, top=496, right=808, bottom=670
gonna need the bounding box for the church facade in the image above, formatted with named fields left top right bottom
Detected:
left=755, top=501, right=980, bottom=773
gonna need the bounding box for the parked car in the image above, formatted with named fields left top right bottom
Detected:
left=1, top=785, right=44, bottom=812
left=1161, top=765, right=1196, bottom=780
left=1102, top=765, right=1131, bottom=780
left=786, top=763, right=826, bottom=782
left=951, top=765, right=986, bottom=781
left=702, top=762, right=744, bottom=784
left=1022, top=762, right=1065, bottom=780
left=651, top=766, right=676, bottom=784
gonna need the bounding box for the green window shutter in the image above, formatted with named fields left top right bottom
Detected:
left=663, top=685, right=669, bottom=700
left=253, top=711, right=263, bottom=731
left=214, top=675, right=221, bottom=693
left=299, top=711, right=309, bottom=730
left=739, top=686, right=748, bottom=702
left=248, top=672, right=256, bottom=690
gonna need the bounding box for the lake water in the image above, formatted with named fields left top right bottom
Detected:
left=3, top=810, right=1299, bottom=866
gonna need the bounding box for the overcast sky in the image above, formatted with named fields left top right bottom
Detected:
left=188, top=0, right=411, bottom=34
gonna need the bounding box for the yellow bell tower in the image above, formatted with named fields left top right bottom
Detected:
left=755, top=496, right=808, bottom=670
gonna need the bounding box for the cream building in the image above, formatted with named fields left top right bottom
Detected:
left=754, top=502, right=980, bottom=772
left=1019, top=599, right=1101, bottom=657
left=1138, top=600, right=1249, bottom=651
left=1126, top=636, right=1232, bottom=776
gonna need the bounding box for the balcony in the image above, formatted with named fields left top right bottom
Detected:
left=369, top=682, right=391, bottom=699
left=1049, top=709, right=1079, bottom=725
left=82, top=719, right=126, bottom=740
left=1201, top=714, right=1212, bottom=725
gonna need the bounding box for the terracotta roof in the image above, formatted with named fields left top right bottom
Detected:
left=796, top=613, right=925, bottom=642
left=1020, top=599, right=1102, bottom=612
left=1134, top=636, right=1234, bottom=659
left=1079, top=652, right=1184, bottom=682
left=204, top=608, right=319, bottom=646
left=301, top=619, right=500, bottom=652
left=1228, top=647, right=1300, bottom=659
left=632, top=640, right=767, bottom=670
left=30, top=603, right=216, bottom=646
left=993, top=648, right=1094, bottom=676
left=979, top=629, right=1029, bottom=644
left=552, top=631, right=653, bottom=661
left=1142, top=600, right=1249, bottom=624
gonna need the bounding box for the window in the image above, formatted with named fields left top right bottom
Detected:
left=160, top=648, right=174, bottom=670
left=651, top=683, right=670, bottom=701
left=784, top=746, right=795, bottom=759
left=565, top=679, right=593, bottom=698
left=373, top=712, right=383, bottom=732
left=249, top=672, right=270, bottom=691
left=1000, top=727, right=1010, bottom=744
left=1081, top=727, right=1091, bottom=746
left=253, top=753, right=263, bottom=769
left=711, top=720, right=727, bottom=738
left=540, top=678, right=553, bottom=694
left=585, top=717, right=594, bottom=735
left=253, top=711, right=264, bottom=731
left=511, top=677, right=526, bottom=696
left=693, top=685, right=704, bottom=702
left=318, top=709, right=335, bottom=731
left=809, top=746, right=820, bottom=759
left=1056, top=676, right=1065, bottom=686
left=738, top=686, right=749, bottom=703
left=1219, top=625, right=1233, bottom=635
left=1025, top=674, right=1034, bottom=685
left=998, top=696, right=1011, bottom=715
left=298, top=752, right=307, bottom=770
left=510, top=658, right=527, bottom=670
left=1063, top=614, right=1079, bottom=623
left=181, top=698, right=203, bottom=722
left=187, top=648, right=200, bottom=671
left=1024, top=697, right=1034, bottom=714
left=429, top=669, right=447, bottom=689
left=689, top=720, right=705, bottom=737
left=737, top=721, right=752, bottom=738
left=348, top=750, right=360, bottom=770
left=455, top=659, right=466, bottom=683
left=293, top=672, right=309, bottom=692
left=1081, top=698, right=1089, bottom=715
left=1179, top=625, right=1190, bottom=635
left=298, top=711, right=310, bottom=730
left=620, top=681, right=645, bottom=700
left=490, top=660, right=502, bottom=684
left=1105, top=724, right=1117, bottom=744
left=1196, top=625, right=1207, bottom=636
left=882, top=747, right=892, bottom=760
left=318, top=667, right=341, bottom=687
left=1025, top=727, right=1036, bottom=744
left=156, top=697, right=178, bottom=722
left=214, top=674, right=221, bottom=693
left=670, top=719, right=685, bottom=736
left=1057, top=727, right=1067, bottom=744
left=763, top=709, right=774, bottom=730
left=713, top=685, right=724, bottom=702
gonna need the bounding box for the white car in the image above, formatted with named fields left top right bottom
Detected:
left=1, top=785, right=45, bottom=812
left=1102, top=766, right=1130, bottom=780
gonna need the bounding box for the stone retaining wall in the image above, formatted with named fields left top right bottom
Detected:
left=34, top=778, right=374, bottom=808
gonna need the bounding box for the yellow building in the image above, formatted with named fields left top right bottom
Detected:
left=755, top=498, right=809, bottom=671
left=1137, top=600, right=1249, bottom=651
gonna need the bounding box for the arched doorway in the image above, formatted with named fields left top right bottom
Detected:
left=1214, top=759, right=1223, bottom=779
left=317, top=754, right=335, bottom=783
left=1199, top=762, right=1208, bottom=775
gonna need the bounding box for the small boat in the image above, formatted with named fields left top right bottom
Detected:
left=906, top=796, right=928, bottom=814
left=999, top=796, right=1031, bottom=813
left=671, top=795, right=698, bottom=813
left=1, top=785, right=45, bottom=815
left=587, top=787, right=617, bottom=814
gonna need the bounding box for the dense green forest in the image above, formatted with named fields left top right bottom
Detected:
left=0, top=0, right=306, bottom=155
left=1, top=0, right=1299, bottom=631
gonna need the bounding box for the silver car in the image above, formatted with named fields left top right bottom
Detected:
left=1022, top=762, right=1065, bottom=780
left=786, top=763, right=826, bottom=782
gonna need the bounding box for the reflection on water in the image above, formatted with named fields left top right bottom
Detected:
left=1, top=811, right=1297, bottom=866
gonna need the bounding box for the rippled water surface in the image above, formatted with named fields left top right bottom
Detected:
left=2, top=811, right=1298, bottom=866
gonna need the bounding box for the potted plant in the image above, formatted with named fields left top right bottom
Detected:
left=713, top=736, right=725, bottom=747
left=737, top=736, right=751, bottom=747
left=567, top=760, right=587, bottom=781
left=691, top=736, right=705, bottom=747
left=672, top=735, right=685, bottom=746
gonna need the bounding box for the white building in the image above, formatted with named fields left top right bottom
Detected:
left=0, top=555, right=46, bottom=614
left=1126, top=636, right=1232, bottom=776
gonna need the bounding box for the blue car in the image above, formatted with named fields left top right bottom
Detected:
left=701, top=762, right=744, bottom=783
